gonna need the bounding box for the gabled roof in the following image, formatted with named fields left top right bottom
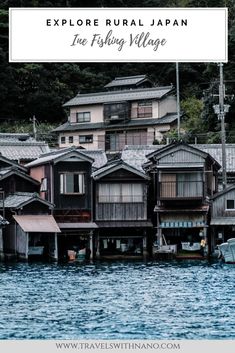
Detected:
left=146, top=141, right=206, bottom=160
left=92, top=160, right=149, bottom=180
left=25, top=147, right=94, bottom=168
left=0, top=134, right=50, bottom=161
left=122, top=144, right=228, bottom=173
left=211, top=184, right=235, bottom=200
left=145, top=142, right=221, bottom=170
left=0, top=154, right=27, bottom=172
left=26, top=147, right=107, bottom=170
left=0, top=167, right=39, bottom=185
left=104, top=75, right=153, bottom=89
left=2, top=192, right=54, bottom=209
left=53, top=113, right=177, bottom=133
left=63, top=86, right=174, bottom=107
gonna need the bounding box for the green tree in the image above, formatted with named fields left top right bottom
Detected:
left=181, top=97, right=204, bottom=134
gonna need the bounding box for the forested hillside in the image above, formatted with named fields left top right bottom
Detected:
left=1, top=0, right=235, bottom=143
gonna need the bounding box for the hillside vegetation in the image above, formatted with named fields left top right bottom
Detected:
left=1, top=1, right=235, bottom=143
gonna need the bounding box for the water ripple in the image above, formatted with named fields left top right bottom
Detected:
left=0, top=260, right=235, bottom=339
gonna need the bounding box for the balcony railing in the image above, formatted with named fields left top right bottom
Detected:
left=159, top=181, right=204, bottom=199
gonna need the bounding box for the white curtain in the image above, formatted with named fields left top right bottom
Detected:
left=98, top=183, right=110, bottom=202
left=98, top=183, right=143, bottom=203
left=177, top=172, right=202, bottom=197
left=133, top=184, right=144, bottom=202
left=78, top=174, right=84, bottom=193
left=122, top=183, right=132, bottom=202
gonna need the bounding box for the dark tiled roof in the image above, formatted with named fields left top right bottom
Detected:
left=92, top=160, right=149, bottom=180
left=53, top=121, right=103, bottom=132
left=63, top=86, right=173, bottom=107
left=211, top=184, right=235, bottom=199
left=122, top=145, right=160, bottom=171
left=26, top=147, right=107, bottom=170
left=104, top=75, right=150, bottom=88
left=0, top=167, right=39, bottom=185
left=194, top=144, right=235, bottom=173
left=53, top=114, right=177, bottom=133
left=121, top=144, right=235, bottom=173
left=0, top=155, right=27, bottom=172
left=0, top=133, right=30, bottom=141
left=80, top=150, right=107, bottom=169
left=2, top=192, right=53, bottom=209
left=0, top=139, right=50, bottom=161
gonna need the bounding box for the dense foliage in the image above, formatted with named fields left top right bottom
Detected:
left=0, top=0, right=235, bottom=143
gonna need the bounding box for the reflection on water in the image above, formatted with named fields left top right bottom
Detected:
left=0, top=260, right=235, bottom=339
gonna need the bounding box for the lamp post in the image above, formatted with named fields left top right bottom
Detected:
left=213, top=63, right=230, bottom=190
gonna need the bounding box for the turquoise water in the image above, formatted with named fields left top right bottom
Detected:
left=0, top=260, right=235, bottom=339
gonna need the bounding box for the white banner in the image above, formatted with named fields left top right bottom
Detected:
left=9, top=7, right=227, bottom=63
left=0, top=340, right=234, bottom=353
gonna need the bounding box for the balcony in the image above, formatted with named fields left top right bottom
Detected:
left=159, top=181, right=204, bottom=200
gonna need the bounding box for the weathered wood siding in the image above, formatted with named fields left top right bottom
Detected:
left=96, top=183, right=147, bottom=221
left=20, top=201, right=51, bottom=215
left=16, top=225, right=27, bottom=259
left=54, top=161, right=92, bottom=210
left=212, top=189, right=235, bottom=217
left=0, top=175, right=39, bottom=195
left=96, top=202, right=147, bottom=221
left=158, top=149, right=204, bottom=165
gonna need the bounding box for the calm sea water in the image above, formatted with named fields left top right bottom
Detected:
left=0, top=260, right=235, bottom=339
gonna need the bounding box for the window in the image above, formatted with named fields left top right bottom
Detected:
left=227, top=199, right=235, bottom=209
left=160, top=172, right=203, bottom=198
left=69, top=136, right=74, bottom=144
left=79, top=135, right=93, bottom=144
left=105, top=130, right=147, bottom=151
left=40, top=178, right=47, bottom=192
left=60, top=136, right=66, bottom=144
left=104, top=102, right=129, bottom=121
left=76, top=112, right=91, bottom=123
left=60, top=173, right=85, bottom=194
left=137, top=101, right=152, bottom=118
left=98, top=183, right=144, bottom=203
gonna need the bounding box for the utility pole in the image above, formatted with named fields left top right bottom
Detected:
left=31, top=115, right=37, bottom=140
left=176, top=62, right=180, bottom=140
left=213, top=63, right=230, bottom=189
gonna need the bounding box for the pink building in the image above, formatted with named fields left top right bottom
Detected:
left=54, top=75, right=178, bottom=152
